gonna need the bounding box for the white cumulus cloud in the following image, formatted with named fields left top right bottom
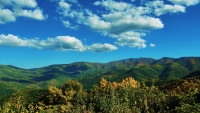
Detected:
left=115, top=37, right=146, bottom=49
left=67, top=0, right=162, bottom=48
left=0, top=34, right=36, bottom=47
left=83, top=14, right=111, bottom=31
left=154, top=4, right=185, bottom=16
left=63, top=21, right=79, bottom=30
left=168, top=0, right=200, bottom=6
left=146, top=0, right=164, bottom=8
left=59, top=0, right=71, bottom=13
left=0, top=0, right=12, bottom=8
left=150, top=43, right=156, bottom=47
left=12, top=0, right=37, bottom=8
left=0, top=0, right=47, bottom=24
left=0, top=9, right=16, bottom=24
left=57, top=0, right=200, bottom=49
left=86, top=43, right=118, bottom=52
left=36, top=36, right=85, bottom=51
left=0, top=34, right=117, bottom=52
left=94, top=0, right=131, bottom=11
left=14, top=8, right=47, bottom=20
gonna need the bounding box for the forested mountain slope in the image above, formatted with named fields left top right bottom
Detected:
left=1, top=57, right=200, bottom=96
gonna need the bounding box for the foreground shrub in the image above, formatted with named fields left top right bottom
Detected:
left=1, top=77, right=200, bottom=113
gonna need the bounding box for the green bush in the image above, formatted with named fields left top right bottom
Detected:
left=1, top=78, right=200, bottom=113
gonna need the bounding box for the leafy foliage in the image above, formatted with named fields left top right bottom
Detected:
left=1, top=77, right=200, bottom=113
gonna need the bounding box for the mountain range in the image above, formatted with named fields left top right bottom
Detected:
left=1, top=57, right=200, bottom=97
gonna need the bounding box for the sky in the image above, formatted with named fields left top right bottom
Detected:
left=0, top=0, right=200, bottom=69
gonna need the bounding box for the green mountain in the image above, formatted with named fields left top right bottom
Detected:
left=1, top=72, right=200, bottom=113
left=1, top=57, right=200, bottom=97
left=183, top=70, right=200, bottom=79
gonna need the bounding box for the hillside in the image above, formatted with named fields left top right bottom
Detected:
left=1, top=57, right=200, bottom=97
left=184, top=70, right=200, bottom=79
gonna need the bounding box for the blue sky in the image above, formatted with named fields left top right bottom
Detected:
left=0, top=0, right=200, bottom=69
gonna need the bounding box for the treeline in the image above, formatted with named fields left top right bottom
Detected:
left=0, top=77, right=200, bottom=113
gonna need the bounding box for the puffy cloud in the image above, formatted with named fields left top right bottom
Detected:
left=154, top=4, right=185, bottom=16
left=0, top=34, right=84, bottom=51
left=83, top=14, right=111, bottom=31
left=109, top=31, right=146, bottom=39
left=107, top=31, right=148, bottom=49
left=57, top=1, right=151, bottom=50
left=94, top=0, right=131, bottom=11
left=150, top=43, right=156, bottom=47
left=38, top=37, right=117, bottom=52
left=0, top=9, right=16, bottom=24
left=104, top=14, right=164, bottom=34
left=57, top=0, right=199, bottom=49
left=0, top=0, right=12, bottom=8
left=146, top=1, right=186, bottom=16
left=37, top=36, right=85, bottom=51
left=93, top=2, right=163, bottom=33
left=0, top=34, right=36, bottom=47
left=58, top=0, right=84, bottom=19
left=63, top=21, right=79, bottom=30
left=14, top=8, right=47, bottom=20
left=86, top=43, right=118, bottom=52
left=12, top=0, right=37, bottom=8
left=146, top=0, right=164, bottom=8
left=115, top=37, right=146, bottom=49
left=0, top=34, right=117, bottom=52
left=0, top=0, right=46, bottom=24
left=168, top=0, right=200, bottom=6
left=59, top=0, right=71, bottom=13
left=57, top=0, right=164, bottom=49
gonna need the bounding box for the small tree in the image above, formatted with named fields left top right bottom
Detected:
left=61, top=80, right=85, bottom=103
